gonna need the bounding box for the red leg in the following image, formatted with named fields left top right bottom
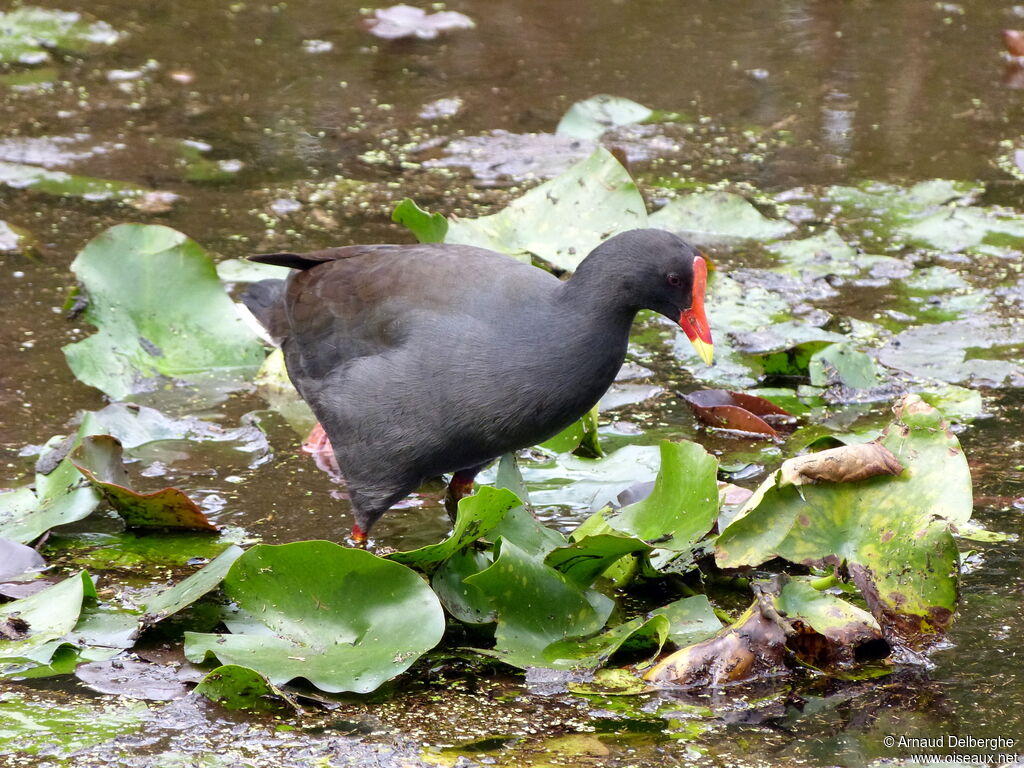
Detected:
left=444, top=468, right=480, bottom=521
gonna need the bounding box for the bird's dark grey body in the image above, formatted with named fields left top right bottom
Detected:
left=246, top=229, right=704, bottom=536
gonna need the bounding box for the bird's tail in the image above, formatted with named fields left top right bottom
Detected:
left=240, top=278, right=288, bottom=343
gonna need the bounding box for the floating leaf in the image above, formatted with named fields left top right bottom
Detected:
left=545, top=533, right=652, bottom=587
left=0, top=442, right=100, bottom=545
left=486, top=454, right=567, bottom=557
left=63, top=224, right=266, bottom=400
left=464, top=540, right=613, bottom=669
left=75, top=660, right=190, bottom=700
left=556, top=95, right=653, bottom=140
left=0, top=161, right=148, bottom=201
left=543, top=614, right=669, bottom=668
left=0, top=7, right=120, bottom=66
left=649, top=191, right=794, bottom=246
left=185, top=542, right=445, bottom=693
left=430, top=548, right=495, bottom=624
left=446, top=148, right=647, bottom=272
left=608, top=441, right=719, bottom=563
left=391, top=198, right=448, bottom=243
left=878, top=316, right=1024, bottom=388
left=388, top=487, right=519, bottom=569
left=650, top=595, right=723, bottom=648
left=683, top=389, right=795, bottom=438
left=0, top=219, right=34, bottom=253
left=0, top=538, right=45, bottom=581
left=141, top=545, right=244, bottom=624
left=72, top=435, right=220, bottom=531
left=808, top=343, right=881, bottom=390
left=193, top=664, right=296, bottom=712
left=0, top=572, right=94, bottom=668
left=716, top=396, right=971, bottom=646
left=365, top=4, right=474, bottom=40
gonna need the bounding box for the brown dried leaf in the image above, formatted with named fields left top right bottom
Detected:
left=72, top=435, right=219, bottom=532
left=780, top=441, right=903, bottom=486
left=682, top=389, right=795, bottom=439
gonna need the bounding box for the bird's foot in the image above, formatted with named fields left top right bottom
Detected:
left=347, top=522, right=369, bottom=549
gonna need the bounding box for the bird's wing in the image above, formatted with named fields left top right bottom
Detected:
left=274, top=244, right=556, bottom=385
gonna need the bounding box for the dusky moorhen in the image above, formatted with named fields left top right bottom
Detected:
left=244, top=228, right=713, bottom=542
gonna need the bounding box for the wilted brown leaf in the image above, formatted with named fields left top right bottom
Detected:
left=682, top=389, right=796, bottom=439
left=780, top=441, right=903, bottom=486
left=72, top=435, right=220, bottom=532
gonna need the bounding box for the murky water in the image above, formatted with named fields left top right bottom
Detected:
left=2, top=1, right=1024, bottom=766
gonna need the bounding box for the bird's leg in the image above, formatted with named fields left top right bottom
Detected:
left=347, top=523, right=369, bottom=549
left=444, top=468, right=479, bottom=522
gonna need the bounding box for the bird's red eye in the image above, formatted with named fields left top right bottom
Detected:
left=667, top=273, right=681, bottom=287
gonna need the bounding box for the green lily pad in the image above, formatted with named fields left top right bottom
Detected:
left=543, top=613, right=669, bottom=668
left=486, top=454, right=567, bottom=557
left=445, top=148, right=647, bottom=272
left=0, top=219, right=33, bottom=253
left=0, top=571, right=94, bottom=667
left=555, top=95, right=653, bottom=140
left=193, top=664, right=295, bottom=712
left=824, top=179, right=981, bottom=220
left=808, top=343, right=881, bottom=390
left=767, top=229, right=859, bottom=279
left=215, top=258, right=291, bottom=283
left=392, top=197, right=448, bottom=243
left=0, top=7, right=120, bottom=66
left=464, top=539, right=613, bottom=669
left=184, top=542, right=445, bottom=693
left=388, top=486, right=520, bottom=569
left=545, top=533, right=652, bottom=587
left=430, top=548, right=496, bottom=624
left=918, top=383, right=983, bottom=421
left=142, top=545, right=244, bottom=624
left=176, top=140, right=243, bottom=183
left=0, top=161, right=148, bottom=200
left=716, top=396, right=971, bottom=645
left=63, top=224, right=266, bottom=400
left=0, top=439, right=100, bottom=545
left=514, top=444, right=663, bottom=511
left=0, top=693, right=145, bottom=758
left=608, top=441, right=719, bottom=564
left=877, top=316, right=1024, bottom=387
left=650, top=595, right=723, bottom=648
left=649, top=191, right=794, bottom=246
left=72, top=435, right=220, bottom=532
left=898, top=205, right=1024, bottom=252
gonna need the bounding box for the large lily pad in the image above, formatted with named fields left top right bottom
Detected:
left=716, top=396, right=971, bottom=645
left=63, top=224, right=266, bottom=400
left=0, top=439, right=100, bottom=545
left=877, top=316, right=1024, bottom=387
left=0, top=7, right=119, bottom=66
left=464, top=540, right=614, bottom=669
left=649, top=191, right=794, bottom=246
left=556, top=95, right=653, bottom=140
left=0, top=161, right=148, bottom=201
left=608, top=441, right=719, bottom=564
left=184, top=542, right=445, bottom=693
left=388, top=486, right=519, bottom=568
left=445, top=148, right=647, bottom=272
left=0, top=572, right=94, bottom=668
left=486, top=453, right=567, bottom=557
